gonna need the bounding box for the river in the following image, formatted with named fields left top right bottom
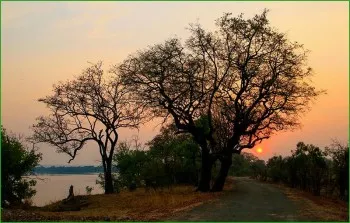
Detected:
left=30, top=174, right=104, bottom=206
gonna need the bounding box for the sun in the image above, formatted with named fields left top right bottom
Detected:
left=256, top=147, right=263, bottom=153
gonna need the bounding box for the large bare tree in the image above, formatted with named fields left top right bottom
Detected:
left=119, top=38, right=216, bottom=191
left=31, top=62, right=143, bottom=194
left=118, top=10, right=323, bottom=192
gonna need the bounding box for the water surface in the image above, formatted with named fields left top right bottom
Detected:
left=30, top=174, right=103, bottom=206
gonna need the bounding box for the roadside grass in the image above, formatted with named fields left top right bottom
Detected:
left=36, top=178, right=235, bottom=221
left=269, top=183, right=349, bottom=222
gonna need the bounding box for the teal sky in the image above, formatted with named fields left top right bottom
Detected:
left=1, top=1, right=348, bottom=165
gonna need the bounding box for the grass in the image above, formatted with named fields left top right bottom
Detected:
left=271, top=183, right=349, bottom=222
left=34, top=179, right=235, bottom=221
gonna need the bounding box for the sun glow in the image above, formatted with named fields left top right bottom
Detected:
left=256, top=147, right=263, bottom=154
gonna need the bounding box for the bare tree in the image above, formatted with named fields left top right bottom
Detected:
left=205, top=11, right=323, bottom=191
left=119, top=39, right=215, bottom=192
left=118, top=10, right=323, bottom=192
left=31, top=62, right=143, bottom=194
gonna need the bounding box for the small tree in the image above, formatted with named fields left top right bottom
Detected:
left=230, top=152, right=258, bottom=176
left=287, top=142, right=327, bottom=195
left=112, top=126, right=200, bottom=190
left=31, top=62, right=143, bottom=194
left=113, top=140, right=149, bottom=189
left=266, top=155, right=286, bottom=183
left=146, top=124, right=200, bottom=185
left=325, top=141, right=349, bottom=200
left=1, top=127, right=42, bottom=207
left=250, top=159, right=267, bottom=181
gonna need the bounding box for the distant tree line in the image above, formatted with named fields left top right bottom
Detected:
left=33, top=165, right=103, bottom=175
left=230, top=141, right=349, bottom=201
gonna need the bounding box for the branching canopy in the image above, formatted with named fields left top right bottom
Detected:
left=119, top=11, right=323, bottom=154
left=32, top=62, right=143, bottom=163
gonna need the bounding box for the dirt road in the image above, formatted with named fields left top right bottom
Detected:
left=168, top=177, right=313, bottom=221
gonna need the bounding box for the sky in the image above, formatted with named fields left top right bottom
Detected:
left=1, top=1, right=348, bottom=165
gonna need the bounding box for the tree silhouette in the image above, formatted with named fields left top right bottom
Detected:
left=325, top=141, right=349, bottom=200
left=31, top=62, right=143, bottom=194
left=118, top=10, right=322, bottom=191
left=1, top=127, right=42, bottom=207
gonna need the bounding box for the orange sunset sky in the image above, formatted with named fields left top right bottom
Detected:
left=1, top=1, right=349, bottom=165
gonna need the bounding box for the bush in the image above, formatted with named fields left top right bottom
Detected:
left=325, top=141, right=349, bottom=200
left=266, top=156, right=286, bottom=183
left=85, top=186, right=94, bottom=195
left=113, top=141, right=149, bottom=188
left=105, top=124, right=200, bottom=191
left=96, top=173, right=121, bottom=193
left=1, top=127, right=42, bottom=207
left=231, top=153, right=259, bottom=176
left=263, top=142, right=343, bottom=198
left=250, top=159, right=267, bottom=181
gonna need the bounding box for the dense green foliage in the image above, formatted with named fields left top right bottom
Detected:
left=229, top=153, right=259, bottom=177
left=145, top=125, right=200, bottom=187
left=247, top=142, right=348, bottom=200
left=1, top=127, right=42, bottom=207
left=226, top=141, right=348, bottom=200
left=97, top=125, right=200, bottom=191
left=325, top=142, right=349, bottom=200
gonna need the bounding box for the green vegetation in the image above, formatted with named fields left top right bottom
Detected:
left=232, top=141, right=349, bottom=200
left=97, top=124, right=200, bottom=192
left=1, top=127, right=42, bottom=207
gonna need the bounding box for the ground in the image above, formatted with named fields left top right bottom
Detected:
left=167, top=177, right=348, bottom=222
left=1, top=177, right=348, bottom=222
left=1, top=182, right=231, bottom=221
left=168, top=177, right=303, bottom=221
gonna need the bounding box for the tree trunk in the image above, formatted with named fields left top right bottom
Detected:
left=196, top=148, right=213, bottom=192
left=211, top=154, right=232, bottom=192
left=104, top=158, right=114, bottom=194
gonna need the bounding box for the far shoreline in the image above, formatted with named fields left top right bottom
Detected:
left=30, top=173, right=101, bottom=176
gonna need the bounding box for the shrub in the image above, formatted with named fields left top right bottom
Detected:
left=1, top=127, right=42, bottom=207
